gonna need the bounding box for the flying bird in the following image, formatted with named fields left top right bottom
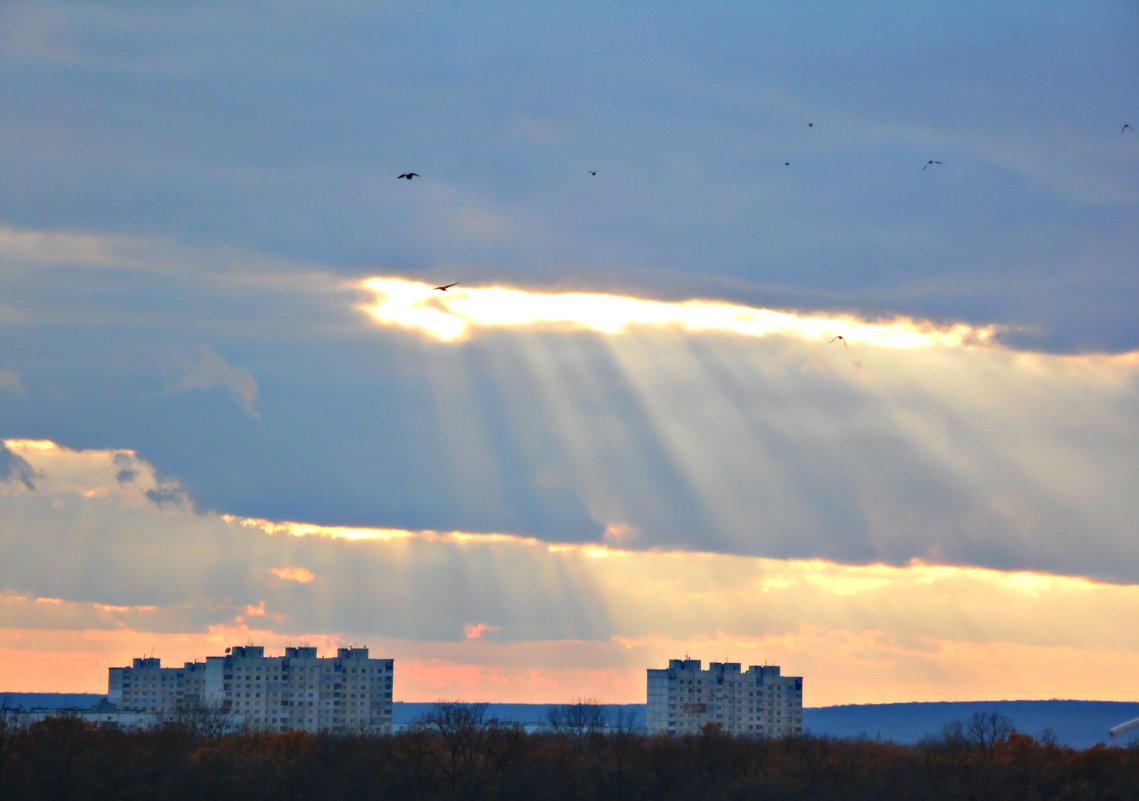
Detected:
left=829, top=335, right=848, bottom=348
left=1124, top=123, right=1133, bottom=134
left=923, top=160, right=943, bottom=171
left=433, top=282, right=459, bottom=291
left=808, top=122, right=814, bottom=127
left=588, top=170, right=597, bottom=175
left=784, top=161, right=791, bottom=166
left=397, top=172, right=420, bottom=180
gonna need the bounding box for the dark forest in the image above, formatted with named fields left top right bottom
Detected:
left=2, top=704, right=1137, bottom=801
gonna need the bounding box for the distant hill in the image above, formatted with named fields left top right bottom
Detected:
left=7, top=694, right=1136, bottom=749
left=804, top=700, right=1139, bottom=750
left=396, top=700, right=1139, bottom=749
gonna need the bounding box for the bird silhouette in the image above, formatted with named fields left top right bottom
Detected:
left=397, top=173, right=420, bottom=180
left=588, top=170, right=597, bottom=176
left=784, top=161, right=791, bottom=166
left=433, top=282, right=459, bottom=291
left=1124, top=123, right=1133, bottom=134
left=829, top=335, right=848, bottom=348
left=808, top=122, right=814, bottom=127
left=923, top=160, right=943, bottom=171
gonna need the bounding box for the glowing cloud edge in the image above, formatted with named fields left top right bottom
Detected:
left=357, top=276, right=1003, bottom=349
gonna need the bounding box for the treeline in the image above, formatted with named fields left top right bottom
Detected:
left=1, top=704, right=1138, bottom=800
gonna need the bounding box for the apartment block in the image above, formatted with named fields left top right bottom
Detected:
left=108, top=657, right=206, bottom=717
left=647, top=658, right=803, bottom=736
left=108, top=645, right=393, bottom=733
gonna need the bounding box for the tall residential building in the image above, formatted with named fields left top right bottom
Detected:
left=108, top=657, right=207, bottom=717
left=646, top=658, right=803, bottom=737
left=108, top=645, right=393, bottom=733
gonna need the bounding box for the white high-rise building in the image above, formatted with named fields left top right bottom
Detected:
left=108, top=645, right=393, bottom=733
left=646, top=658, right=803, bottom=737
left=108, top=657, right=207, bottom=717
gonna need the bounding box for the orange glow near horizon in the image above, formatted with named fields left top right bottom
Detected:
left=3, top=626, right=1139, bottom=707
left=357, top=276, right=1002, bottom=348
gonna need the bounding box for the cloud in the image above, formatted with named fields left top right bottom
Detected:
left=464, top=623, right=500, bottom=640
left=602, top=523, right=637, bottom=545
left=358, top=277, right=1002, bottom=346
left=270, top=566, right=316, bottom=584
left=3, top=247, right=1137, bottom=579
left=162, top=344, right=261, bottom=418
left=0, top=370, right=26, bottom=394
left=0, top=443, right=38, bottom=490
left=1, top=1, right=1137, bottom=706
left=6, top=261, right=1135, bottom=579
left=145, top=479, right=194, bottom=511
left=111, top=453, right=140, bottom=484
left=3, top=439, right=1139, bottom=703
left=108, top=449, right=193, bottom=511
left=3, top=439, right=190, bottom=512
left=0, top=225, right=155, bottom=271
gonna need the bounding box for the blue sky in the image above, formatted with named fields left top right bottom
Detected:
left=1, top=1, right=1138, bottom=702
left=3, top=1, right=1136, bottom=347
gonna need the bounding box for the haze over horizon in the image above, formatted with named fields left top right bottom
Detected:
left=2, top=1, right=1137, bottom=706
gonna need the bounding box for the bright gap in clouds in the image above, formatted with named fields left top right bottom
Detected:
left=358, top=277, right=1002, bottom=348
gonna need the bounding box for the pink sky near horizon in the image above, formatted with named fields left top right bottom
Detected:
left=3, top=621, right=1139, bottom=707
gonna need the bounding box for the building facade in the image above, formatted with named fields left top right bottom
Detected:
left=11, top=698, right=158, bottom=731
left=108, top=645, right=393, bottom=733
left=108, top=657, right=207, bottom=717
left=646, top=658, right=803, bottom=737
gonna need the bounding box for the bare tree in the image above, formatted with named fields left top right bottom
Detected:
left=0, top=698, right=16, bottom=737
left=420, top=701, right=491, bottom=737
left=546, top=698, right=609, bottom=747
left=609, top=705, right=641, bottom=735
left=162, top=698, right=236, bottom=737
left=418, top=702, right=493, bottom=799
left=0, top=699, right=18, bottom=789
left=967, top=711, right=1014, bottom=761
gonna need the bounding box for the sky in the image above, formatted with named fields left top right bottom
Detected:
left=1, top=1, right=1138, bottom=707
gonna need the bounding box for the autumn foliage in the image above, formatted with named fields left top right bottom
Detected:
left=1, top=706, right=1137, bottom=800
